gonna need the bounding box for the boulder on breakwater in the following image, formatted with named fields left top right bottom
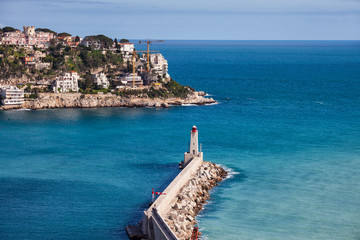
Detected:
left=164, top=161, right=228, bottom=240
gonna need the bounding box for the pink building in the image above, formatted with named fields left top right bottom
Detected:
left=1, top=26, right=56, bottom=48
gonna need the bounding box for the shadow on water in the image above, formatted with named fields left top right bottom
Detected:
left=196, top=167, right=248, bottom=217
left=133, top=162, right=182, bottom=190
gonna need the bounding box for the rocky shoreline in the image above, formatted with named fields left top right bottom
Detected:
left=164, top=162, right=228, bottom=239
left=0, top=91, right=216, bottom=111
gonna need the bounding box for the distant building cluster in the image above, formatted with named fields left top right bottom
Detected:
left=0, top=26, right=56, bottom=48
left=58, top=35, right=82, bottom=47
left=0, top=25, right=175, bottom=104
left=22, top=50, right=50, bottom=69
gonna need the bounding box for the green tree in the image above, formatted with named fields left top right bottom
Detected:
left=114, top=38, right=119, bottom=49
left=58, top=32, right=71, bottom=37
left=35, top=28, right=56, bottom=34
left=3, top=26, right=18, bottom=32
left=120, top=39, right=129, bottom=43
left=83, top=72, right=94, bottom=90
left=64, top=46, right=71, bottom=53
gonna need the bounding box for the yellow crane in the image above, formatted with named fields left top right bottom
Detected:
left=131, top=49, right=159, bottom=88
left=132, top=49, right=137, bottom=88
left=139, top=40, right=164, bottom=71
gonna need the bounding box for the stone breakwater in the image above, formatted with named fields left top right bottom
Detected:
left=0, top=92, right=216, bottom=110
left=164, top=162, right=228, bottom=240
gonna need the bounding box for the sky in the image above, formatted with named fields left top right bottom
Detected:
left=0, top=0, right=359, bottom=40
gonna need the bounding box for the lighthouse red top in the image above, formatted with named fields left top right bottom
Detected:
left=192, top=125, right=197, bottom=133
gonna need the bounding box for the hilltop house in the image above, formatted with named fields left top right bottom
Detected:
left=118, top=43, right=134, bottom=61
left=81, top=37, right=102, bottom=49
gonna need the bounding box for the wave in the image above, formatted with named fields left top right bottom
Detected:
left=314, top=101, right=325, bottom=105
left=181, top=104, right=199, bottom=106
left=217, top=164, right=240, bottom=180
left=204, top=93, right=213, bottom=97
left=206, top=102, right=219, bottom=106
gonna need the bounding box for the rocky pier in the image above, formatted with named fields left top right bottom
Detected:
left=127, top=126, right=227, bottom=240
left=164, top=162, right=228, bottom=239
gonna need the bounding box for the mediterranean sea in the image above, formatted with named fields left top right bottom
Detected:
left=1, top=40, right=360, bottom=239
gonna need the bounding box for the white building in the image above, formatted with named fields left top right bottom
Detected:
left=53, top=72, right=79, bottom=93
left=81, top=37, right=102, bottom=49
left=118, top=43, right=134, bottom=61
left=35, top=62, right=51, bottom=70
left=0, top=85, right=24, bottom=105
left=92, top=73, right=109, bottom=89
left=119, top=43, right=134, bottom=53
left=118, top=73, right=143, bottom=87
left=148, top=53, right=170, bottom=79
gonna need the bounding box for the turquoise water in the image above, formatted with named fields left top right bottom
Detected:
left=1, top=41, right=360, bottom=239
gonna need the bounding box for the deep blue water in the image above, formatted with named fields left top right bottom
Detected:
left=1, top=41, right=360, bottom=239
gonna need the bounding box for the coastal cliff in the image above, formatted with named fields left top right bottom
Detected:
left=0, top=91, right=215, bottom=110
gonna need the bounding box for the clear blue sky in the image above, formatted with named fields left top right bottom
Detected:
left=0, top=0, right=359, bottom=40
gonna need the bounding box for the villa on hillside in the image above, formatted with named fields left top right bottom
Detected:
left=92, top=73, right=109, bottom=89
left=52, top=72, right=79, bottom=93
left=81, top=37, right=102, bottom=49
left=118, top=43, right=134, bottom=61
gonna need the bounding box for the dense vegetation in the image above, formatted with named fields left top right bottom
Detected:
left=2, top=26, right=19, bottom=32
left=58, top=32, right=71, bottom=37
left=115, top=80, right=191, bottom=99
left=0, top=46, right=28, bottom=79
left=35, top=28, right=56, bottom=34
left=0, top=44, right=124, bottom=81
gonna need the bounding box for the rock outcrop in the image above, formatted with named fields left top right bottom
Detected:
left=0, top=91, right=216, bottom=111
left=164, top=162, right=227, bottom=240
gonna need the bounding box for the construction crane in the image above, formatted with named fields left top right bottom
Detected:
left=132, top=49, right=138, bottom=88
left=139, top=40, right=165, bottom=71
left=131, top=48, right=159, bottom=88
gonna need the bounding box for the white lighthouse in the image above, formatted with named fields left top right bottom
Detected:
left=183, top=125, right=203, bottom=167
left=189, top=125, right=199, bottom=156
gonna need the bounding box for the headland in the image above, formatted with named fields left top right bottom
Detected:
left=0, top=25, right=216, bottom=110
